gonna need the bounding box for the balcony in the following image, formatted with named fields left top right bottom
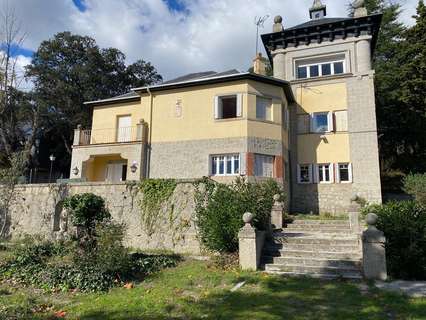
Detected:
left=73, top=121, right=147, bottom=146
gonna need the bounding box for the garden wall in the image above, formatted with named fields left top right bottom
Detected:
left=6, top=182, right=201, bottom=255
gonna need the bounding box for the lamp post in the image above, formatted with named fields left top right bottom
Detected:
left=49, top=154, right=56, bottom=183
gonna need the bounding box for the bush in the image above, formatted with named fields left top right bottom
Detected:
left=0, top=224, right=181, bottom=292
left=403, top=173, right=426, bottom=205
left=366, top=201, right=426, bottom=280
left=194, top=178, right=284, bottom=253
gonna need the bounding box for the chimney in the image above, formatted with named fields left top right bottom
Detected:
left=253, top=53, right=266, bottom=76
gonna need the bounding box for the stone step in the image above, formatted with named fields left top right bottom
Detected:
left=284, top=227, right=352, bottom=234
left=272, top=256, right=361, bottom=269
left=264, top=270, right=363, bottom=280
left=278, top=237, right=359, bottom=246
left=280, top=243, right=360, bottom=252
left=285, top=224, right=351, bottom=230
left=289, top=219, right=349, bottom=226
left=264, top=264, right=361, bottom=278
left=279, top=249, right=361, bottom=260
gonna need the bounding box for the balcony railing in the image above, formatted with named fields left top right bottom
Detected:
left=73, top=122, right=147, bottom=146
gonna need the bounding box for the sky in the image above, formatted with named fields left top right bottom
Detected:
left=0, top=0, right=419, bottom=84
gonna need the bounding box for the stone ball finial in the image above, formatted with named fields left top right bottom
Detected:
left=353, top=0, right=365, bottom=9
left=273, top=194, right=281, bottom=202
left=274, top=15, right=283, bottom=24
left=366, top=213, right=378, bottom=226
left=243, top=212, right=254, bottom=224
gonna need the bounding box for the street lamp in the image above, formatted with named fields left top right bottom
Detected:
left=49, top=154, right=56, bottom=183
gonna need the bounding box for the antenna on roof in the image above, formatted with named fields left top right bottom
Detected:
left=254, top=15, right=269, bottom=56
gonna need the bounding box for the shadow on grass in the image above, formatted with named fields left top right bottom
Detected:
left=36, top=276, right=426, bottom=320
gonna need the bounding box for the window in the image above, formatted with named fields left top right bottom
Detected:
left=334, top=110, right=348, bottom=132
left=211, top=154, right=240, bottom=176
left=214, top=94, right=242, bottom=119
left=254, top=154, right=274, bottom=177
left=283, top=108, right=290, bottom=130
left=310, top=65, right=319, bottom=77
left=297, top=66, right=308, bottom=79
left=296, top=60, right=346, bottom=79
left=337, top=163, right=352, bottom=183
left=334, top=62, right=344, bottom=74
left=297, top=164, right=312, bottom=184
left=256, top=97, right=273, bottom=121
left=315, top=164, right=334, bottom=183
left=311, top=112, right=333, bottom=133
left=297, top=114, right=310, bottom=134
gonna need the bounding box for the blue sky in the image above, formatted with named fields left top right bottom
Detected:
left=1, top=0, right=419, bottom=82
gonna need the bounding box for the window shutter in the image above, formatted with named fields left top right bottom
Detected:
left=348, top=163, right=353, bottom=182
left=312, top=164, right=318, bottom=183
left=329, top=163, right=335, bottom=183
left=236, top=94, right=243, bottom=117
left=310, top=114, right=315, bottom=133
left=214, top=96, right=220, bottom=119
left=327, top=112, right=334, bottom=132
left=336, top=163, right=341, bottom=183
left=297, top=165, right=301, bottom=183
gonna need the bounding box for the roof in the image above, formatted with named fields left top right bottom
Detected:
left=132, top=71, right=295, bottom=103
left=85, top=70, right=295, bottom=106
left=286, top=17, right=351, bottom=30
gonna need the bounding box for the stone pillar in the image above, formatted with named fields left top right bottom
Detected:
left=356, top=39, right=372, bottom=73
left=349, top=194, right=360, bottom=234
left=73, top=125, right=82, bottom=146
left=238, top=212, right=265, bottom=271
left=362, top=213, right=387, bottom=280
left=272, top=50, right=286, bottom=80
left=271, top=194, right=284, bottom=230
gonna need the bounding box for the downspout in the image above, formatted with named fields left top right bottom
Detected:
left=146, top=87, right=154, bottom=178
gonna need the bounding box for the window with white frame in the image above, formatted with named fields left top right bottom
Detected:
left=211, top=154, right=240, bottom=176
left=254, top=154, right=274, bottom=177
left=337, top=163, right=352, bottom=183
left=297, top=60, right=345, bottom=79
left=256, top=96, right=273, bottom=121
left=283, top=108, right=290, bottom=130
left=311, top=112, right=333, bottom=133
left=315, top=163, right=334, bottom=183
left=214, top=94, right=242, bottom=119
left=297, top=164, right=312, bottom=184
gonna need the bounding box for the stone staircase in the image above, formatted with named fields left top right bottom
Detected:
left=263, top=218, right=363, bottom=279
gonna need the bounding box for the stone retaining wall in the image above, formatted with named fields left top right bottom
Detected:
left=6, top=182, right=201, bottom=255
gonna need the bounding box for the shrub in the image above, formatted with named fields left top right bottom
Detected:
left=403, top=173, right=426, bottom=205
left=194, top=177, right=284, bottom=253
left=0, top=224, right=181, bottom=292
left=63, top=193, right=110, bottom=250
left=366, top=201, right=426, bottom=280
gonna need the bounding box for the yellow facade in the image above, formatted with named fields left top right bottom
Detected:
left=84, top=79, right=289, bottom=182
left=295, top=82, right=350, bottom=163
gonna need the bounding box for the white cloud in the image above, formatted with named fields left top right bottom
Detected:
left=0, top=0, right=420, bottom=81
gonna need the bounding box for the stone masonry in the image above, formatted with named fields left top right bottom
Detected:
left=7, top=182, right=201, bottom=255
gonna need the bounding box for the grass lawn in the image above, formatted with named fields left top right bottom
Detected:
left=1, top=259, right=425, bottom=320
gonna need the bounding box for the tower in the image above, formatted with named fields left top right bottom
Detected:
left=261, top=1, right=383, bottom=213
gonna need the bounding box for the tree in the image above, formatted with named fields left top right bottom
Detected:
left=397, top=1, right=426, bottom=171
left=0, top=4, right=38, bottom=167
left=25, top=32, right=162, bottom=173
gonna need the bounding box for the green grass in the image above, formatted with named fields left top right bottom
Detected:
left=1, top=260, right=426, bottom=320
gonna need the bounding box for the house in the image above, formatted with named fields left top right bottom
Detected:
left=69, top=0, right=382, bottom=214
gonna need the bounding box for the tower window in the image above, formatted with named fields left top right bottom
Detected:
left=296, top=59, right=346, bottom=79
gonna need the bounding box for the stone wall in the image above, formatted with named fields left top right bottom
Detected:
left=7, top=182, right=201, bottom=255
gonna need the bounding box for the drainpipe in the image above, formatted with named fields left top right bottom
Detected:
left=146, top=87, right=154, bottom=178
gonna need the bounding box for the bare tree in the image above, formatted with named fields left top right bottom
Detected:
left=0, top=2, right=36, bottom=163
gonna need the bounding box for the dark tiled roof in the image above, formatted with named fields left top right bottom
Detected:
left=84, top=91, right=140, bottom=106
left=163, top=69, right=240, bottom=84
left=286, top=17, right=351, bottom=30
